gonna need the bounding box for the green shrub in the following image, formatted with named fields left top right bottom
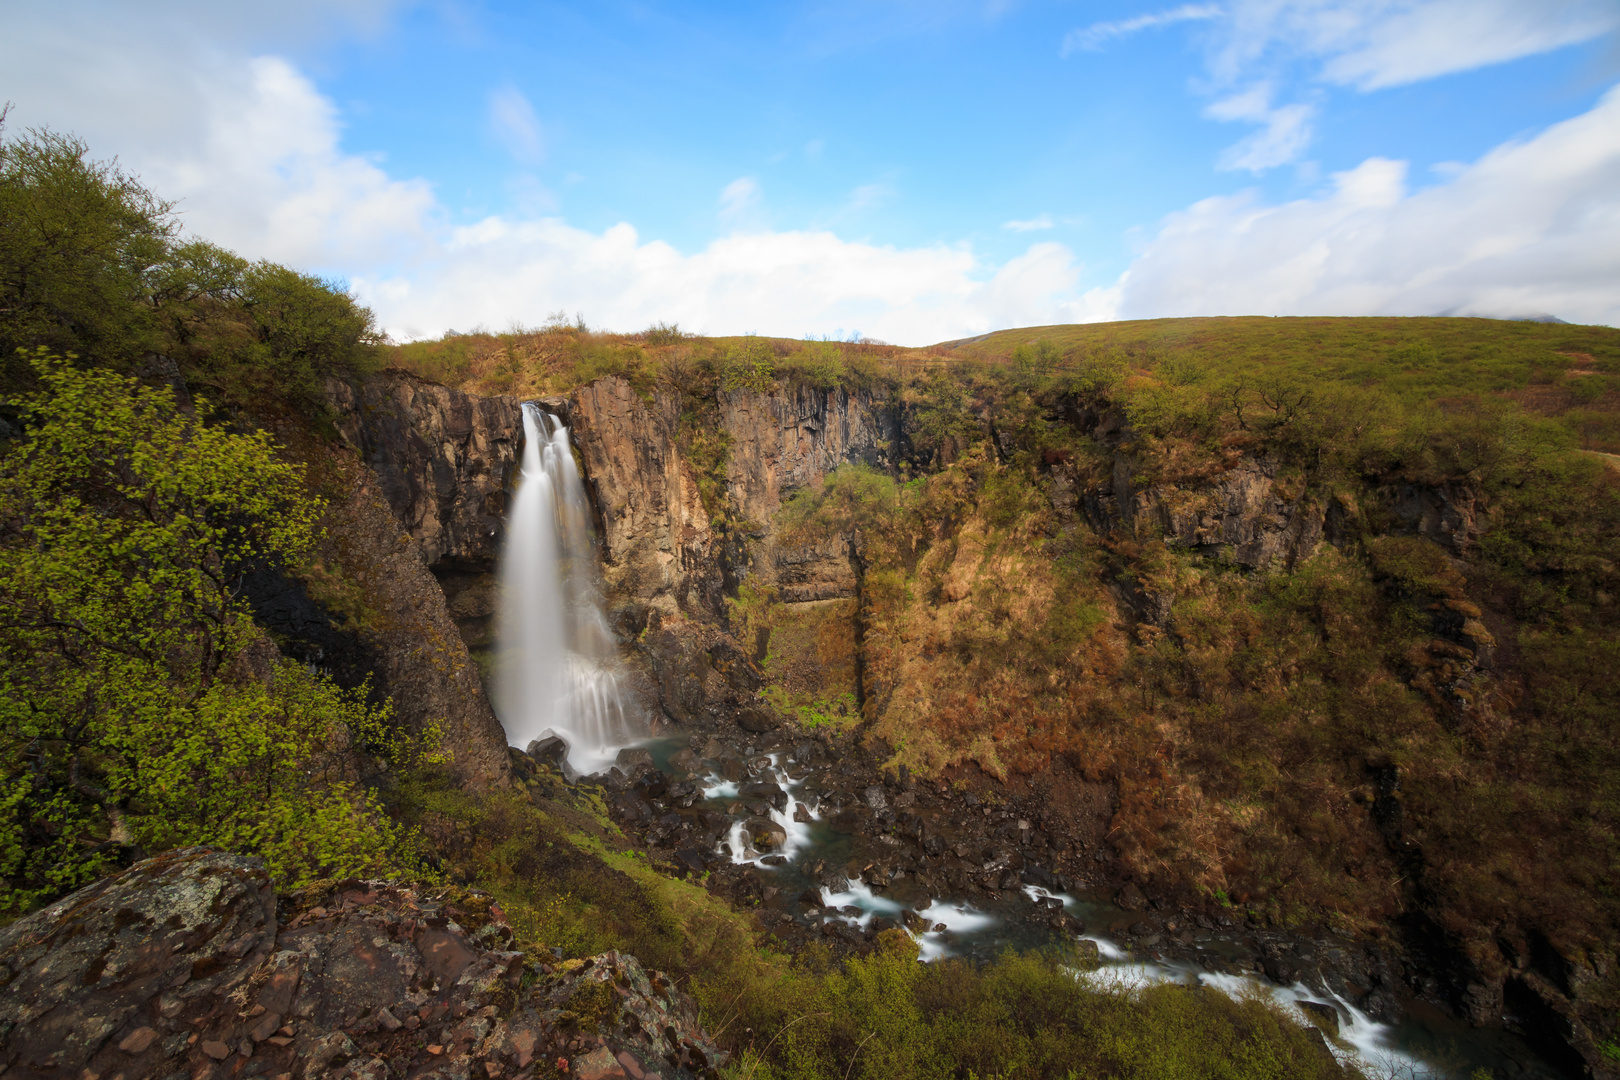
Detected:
left=0, top=355, right=419, bottom=911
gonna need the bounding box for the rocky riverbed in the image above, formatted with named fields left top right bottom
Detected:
left=518, top=726, right=1576, bottom=1080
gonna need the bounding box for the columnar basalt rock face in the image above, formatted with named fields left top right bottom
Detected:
left=0, top=848, right=727, bottom=1080
left=564, top=378, right=901, bottom=623
left=325, top=370, right=524, bottom=570
left=718, top=383, right=898, bottom=533
left=561, top=378, right=898, bottom=732
left=319, top=371, right=517, bottom=786
left=1069, top=457, right=1327, bottom=573
left=718, top=383, right=899, bottom=602
left=566, top=378, right=719, bottom=623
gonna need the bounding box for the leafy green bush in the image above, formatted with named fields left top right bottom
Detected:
left=0, top=355, right=420, bottom=911
left=780, top=340, right=846, bottom=390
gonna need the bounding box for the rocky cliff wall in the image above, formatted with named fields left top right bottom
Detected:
left=566, top=379, right=720, bottom=624
left=560, top=378, right=899, bottom=732
left=325, top=371, right=524, bottom=570
left=315, top=372, right=519, bottom=787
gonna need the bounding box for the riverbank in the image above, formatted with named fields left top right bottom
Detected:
left=574, top=723, right=1570, bottom=1080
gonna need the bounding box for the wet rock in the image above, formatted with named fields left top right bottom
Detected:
left=631, top=767, right=670, bottom=799
left=673, top=849, right=710, bottom=877
left=1115, top=883, right=1148, bottom=911
left=1071, top=940, right=1102, bottom=967
left=828, top=809, right=867, bottom=834
left=1021, top=864, right=1062, bottom=891
left=745, top=817, right=788, bottom=850
left=617, top=747, right=656, bottom=774
left=818, top=871, right=851, bottom=893
left=1262, top=948, right=1304, bottom=987
left=793, top=803, right=814, bottom=824
left=526, top=734, right=584, bottom=782
left=862, top=785, right=888, bottom=812
left=669, top=748, right=702, bottom=775
left=740, top=780, right=789, bottom=812
left=1296, top=1000, right=1340, bottom=1037
left=0, top=847, right=726, bottom=1080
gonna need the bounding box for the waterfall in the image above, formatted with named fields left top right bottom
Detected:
left=494, top=403, right=640, bottom=773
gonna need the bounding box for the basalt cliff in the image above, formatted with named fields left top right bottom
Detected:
left=301, top=364, right=1614, bottom=1078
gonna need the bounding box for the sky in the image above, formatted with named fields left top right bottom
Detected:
left=3, top=0, right=1619, bottom=344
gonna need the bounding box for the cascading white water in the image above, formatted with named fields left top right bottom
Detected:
left=494, top=404, right=640, bottom=773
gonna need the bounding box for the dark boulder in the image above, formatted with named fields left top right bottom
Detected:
left=745, top=817, right=788, bottom=850
left=616, top=746, right=656, bottom=774
left=526, top=734, right=583, bottom=782
left=740, top=780, right=789, bottom=812
left=1115, top=883, right=1148, bottom=911
left=672, top=848, right=710, bottom=877
left=736, top=705, right=778, bottom=733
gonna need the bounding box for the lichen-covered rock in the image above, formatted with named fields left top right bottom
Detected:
left=0, top=849, right=726, bottom=1080
left=0, top=847, right=275, bottom=1078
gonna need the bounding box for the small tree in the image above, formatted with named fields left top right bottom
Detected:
left=0, top=354, right=424, bottom=911
left=0, top=124, right=176, bottom=384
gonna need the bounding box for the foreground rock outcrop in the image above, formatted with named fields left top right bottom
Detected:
left=0, top=848, right=726, bottom=1080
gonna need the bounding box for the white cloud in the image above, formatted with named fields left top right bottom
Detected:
left=489, top=85, right=544, bottom=165
left=1188, top=2, right=1617, bottom=173
left=1216, top=0, right=1620, bottom=90
left=10, top=0, right=1615, bottom=355
left=1111, top=85, right=1620, bottom=325
left=0, top=2, right=434, bottom=270
left=1205, top=86, right=1317, bottom=171
left=0, top=1, right=1111, bottom=346
left=1062, top=4, right=1224, bottom=56
left=1003, top=215, right=1055, bottom=232
left=358, top=222, right=1100, bottom=345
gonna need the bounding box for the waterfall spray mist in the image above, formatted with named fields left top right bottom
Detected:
left=494, top=404, right=640, bottom=773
